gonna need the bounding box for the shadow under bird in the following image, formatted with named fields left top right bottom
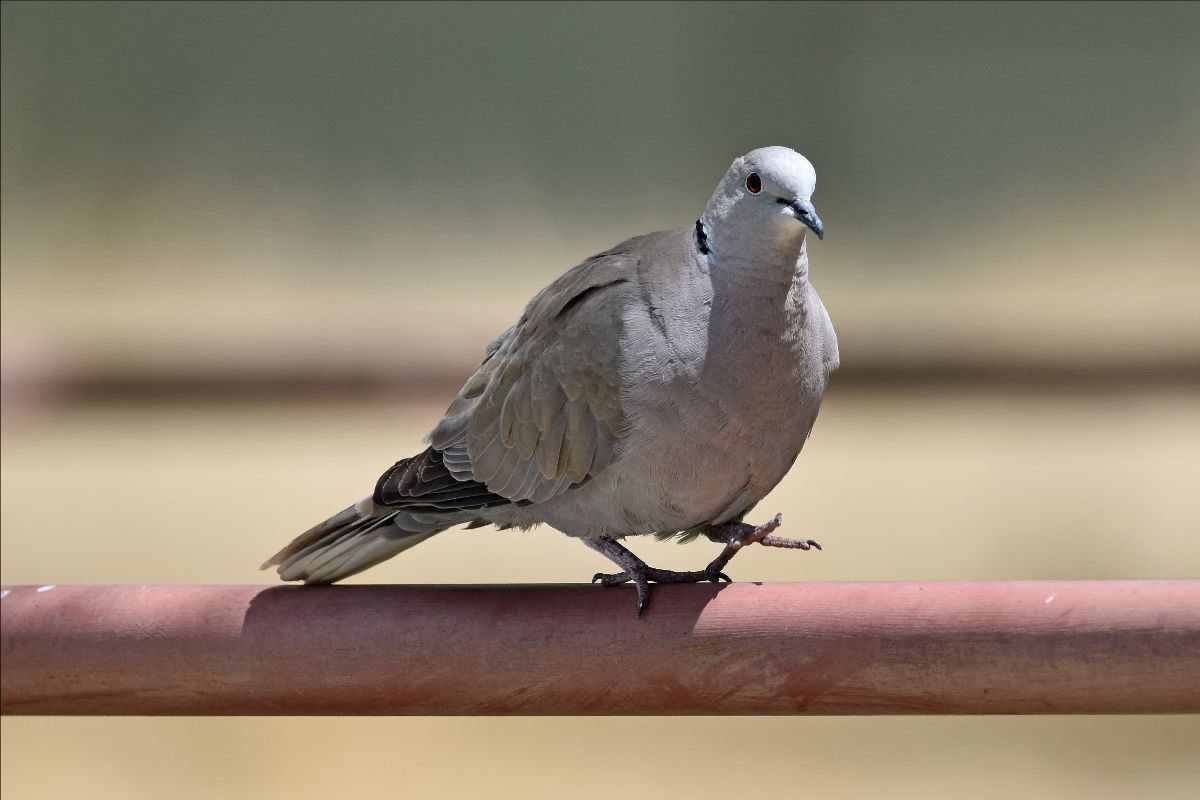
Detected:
left=264, top=146, right=838, bottom=614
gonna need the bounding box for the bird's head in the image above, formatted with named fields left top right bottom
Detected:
left=704, top=146, right=823, bottom=245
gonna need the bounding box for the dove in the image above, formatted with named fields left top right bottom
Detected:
left=264, top=145, right=839, bottom=614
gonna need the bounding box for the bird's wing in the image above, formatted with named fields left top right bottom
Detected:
left=425, top=248, right=640, bottom=503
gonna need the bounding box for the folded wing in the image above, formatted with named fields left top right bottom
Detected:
left=426, top=250, right=635, bottom=504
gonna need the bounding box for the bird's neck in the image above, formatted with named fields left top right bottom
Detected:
left=697, top=213, right=811, bottom=304
left=695, top=215, right=818, bottom=392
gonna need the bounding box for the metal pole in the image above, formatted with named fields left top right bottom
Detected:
left=2, top=581, right=1197, bottom=715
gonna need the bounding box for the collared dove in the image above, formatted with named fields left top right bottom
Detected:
left=264, top=146, right=839, bottom=613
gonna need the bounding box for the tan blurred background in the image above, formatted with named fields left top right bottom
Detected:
left=2, top=2, right=1199, bottom=798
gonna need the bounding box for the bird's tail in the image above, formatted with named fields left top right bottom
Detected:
left=262, top=497, right=467, bottom=584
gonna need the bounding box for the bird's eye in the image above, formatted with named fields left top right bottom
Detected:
left=745, top=172, right=761, bottom=194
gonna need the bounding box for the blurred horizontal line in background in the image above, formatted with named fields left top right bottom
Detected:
left=4, top=357, right=1199, bottom=411
left=4, top=247, right=1199, bottom=412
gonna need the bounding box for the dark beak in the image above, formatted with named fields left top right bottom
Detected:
left=788, top=198, right=824, bottom=240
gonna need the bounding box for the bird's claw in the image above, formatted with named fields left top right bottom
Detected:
left=593, top=565, right=733, bottom=615
left=760, top=534, right=822, bottom=551
left=702, top=512, right=823, bottom=574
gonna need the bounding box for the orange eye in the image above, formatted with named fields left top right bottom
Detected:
left=745, top=172, right=762, bottom=194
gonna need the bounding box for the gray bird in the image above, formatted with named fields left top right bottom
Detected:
left=264, top=146, right=839, bottom=614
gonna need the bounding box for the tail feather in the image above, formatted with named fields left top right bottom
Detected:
left=279, top=508, right=399, bottom=581
left=265, top=446, right=515, bottom=584
left=261, top=499, right=370, bottom=569
left=263, top=497, right=465, bottom=584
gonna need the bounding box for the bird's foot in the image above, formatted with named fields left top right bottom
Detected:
left=590, top=566, right=732, bottom=586
left=704, top=513, right=821, bottom=573
left=760, top=533, right=822, bottom=551
left=582, top=514, right=819, bottom=616
left=591, top=565, right=731, bottom=615
left=584, top=536, right=731, bottom=616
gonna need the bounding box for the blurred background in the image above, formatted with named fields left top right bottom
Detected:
left=2, top=2, right=1198, bottom=798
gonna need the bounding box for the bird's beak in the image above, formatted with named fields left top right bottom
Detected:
left=790, top=198, right=824, bottom=240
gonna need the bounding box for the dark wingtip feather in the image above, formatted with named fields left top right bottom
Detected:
left=374, top=447, right=512, bottom=511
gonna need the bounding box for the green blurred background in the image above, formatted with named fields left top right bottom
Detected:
left=2, top=2, right=1198, bottom=798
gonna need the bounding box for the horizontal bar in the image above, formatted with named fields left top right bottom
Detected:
left=14, top=357, right=1200, bottom=408
left=2, top=581, right=1197, bottom=715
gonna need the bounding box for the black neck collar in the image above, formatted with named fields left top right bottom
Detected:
left=694, top=218, right=711, bottom=255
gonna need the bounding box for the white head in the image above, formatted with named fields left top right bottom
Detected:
left=702, top=146, right=823, bottom=247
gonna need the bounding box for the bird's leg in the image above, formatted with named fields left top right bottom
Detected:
left=703, top=513, right=821, bottom=574
left=585, top=537, right=731, bottom=616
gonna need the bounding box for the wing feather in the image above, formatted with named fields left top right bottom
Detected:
left=424, top=250, right=635, bottom=503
